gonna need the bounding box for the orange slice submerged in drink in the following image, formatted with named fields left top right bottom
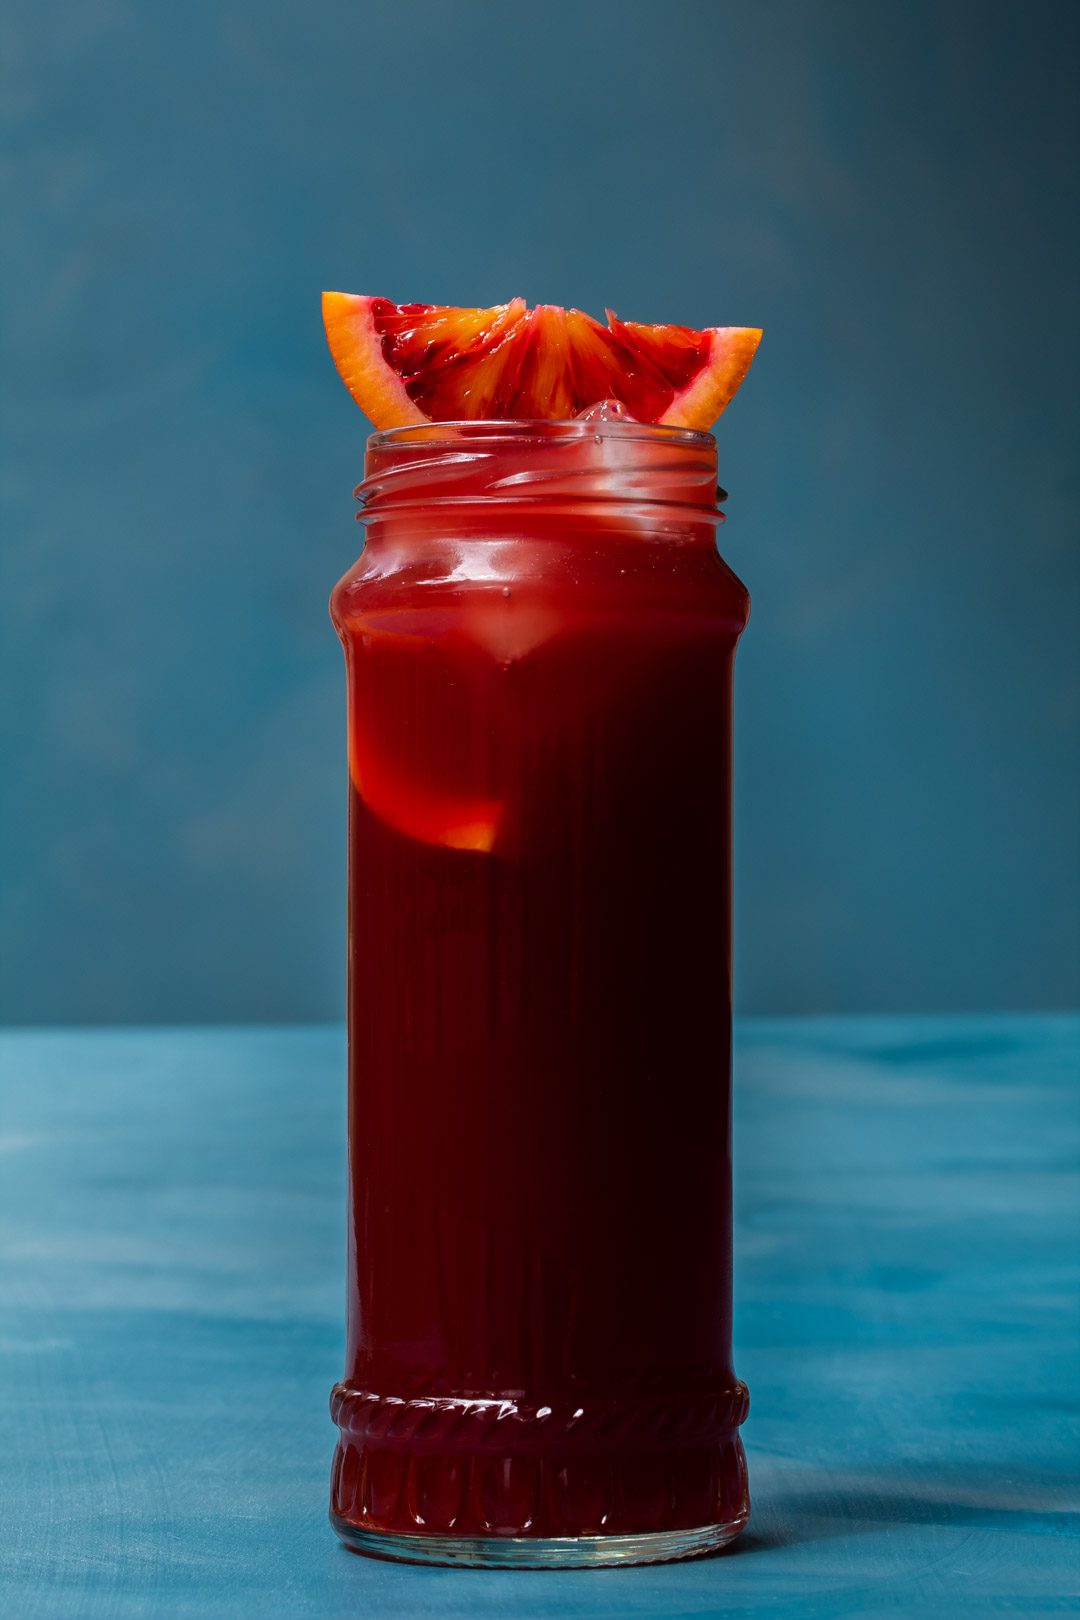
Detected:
left=343, top=617, right=505, bottom=855
left=349, top=732, right=501, bottom=854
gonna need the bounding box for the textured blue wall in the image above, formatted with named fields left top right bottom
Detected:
left=2, top=0, right=1077, bottom=1022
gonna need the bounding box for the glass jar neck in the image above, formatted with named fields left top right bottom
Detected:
left=354, top=420, right=725, bottom=534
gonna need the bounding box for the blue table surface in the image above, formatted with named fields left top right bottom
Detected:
left=1, top=1018, right=1077, bottom=1619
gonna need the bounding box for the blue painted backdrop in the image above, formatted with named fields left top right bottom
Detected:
left=2, top=0, right=1077, bottom=1022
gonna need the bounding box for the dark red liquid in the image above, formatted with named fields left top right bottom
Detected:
left=329, top=428, right=750, bottom=1544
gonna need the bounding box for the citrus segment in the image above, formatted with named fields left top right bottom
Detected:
left=322, top=293, right=761, bottom=430
left=349, top=728, right=500, bottom=853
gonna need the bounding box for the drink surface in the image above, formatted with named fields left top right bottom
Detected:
left=330, top=424, right=750, bottom=1544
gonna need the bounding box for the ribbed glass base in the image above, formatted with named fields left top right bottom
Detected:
left=330, top=1510, right=749, bottom=1568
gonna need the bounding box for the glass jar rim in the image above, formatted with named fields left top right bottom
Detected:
left=368, top=418, right=716, bottom=452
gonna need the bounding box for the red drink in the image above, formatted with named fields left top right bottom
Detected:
left=329, top=420, right=750, bottom=1566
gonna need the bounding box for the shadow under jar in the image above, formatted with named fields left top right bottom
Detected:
left=328, top=419, right=751, bottom=1568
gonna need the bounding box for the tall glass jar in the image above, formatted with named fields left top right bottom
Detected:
left=328, top=420, right=750, bottom=1567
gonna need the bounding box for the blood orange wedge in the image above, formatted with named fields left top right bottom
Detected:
left=322, top=294, right=761, bottom=430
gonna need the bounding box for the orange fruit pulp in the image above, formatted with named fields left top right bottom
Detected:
left=323, top=295, right=761, bottom=430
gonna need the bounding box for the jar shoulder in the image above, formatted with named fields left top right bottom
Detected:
left=331, top=535, right=748, bottom=636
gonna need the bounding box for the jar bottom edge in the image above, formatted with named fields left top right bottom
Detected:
left=329, top=1510, right=750, bottom=1569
